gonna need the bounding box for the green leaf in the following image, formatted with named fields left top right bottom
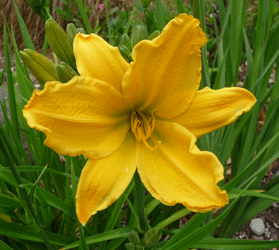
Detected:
left=194, top=236, right=279, bottom=249
left=104, top=0, right=113, bottom=44
left=162, top=212, right=210, bottom=249
left=12, top=0, right=35, bottom=50
left=98, top=181, right=134, bottom=250
left=9, top=28, right=35, bottom=99
left=63, top=227, right=134, bottom=249
left=0, top=194, right=24, bottom=208
left=175, top=0, right=185, bottom=14
left=242, top=27, right=254, bottom=89
left=0, top=166, right=18, bottom=187
left=0, top=220, right=71, bottom=245
left=0, top=69, right=4, bottom=86
left=25, top=0, right=47, bottom=19
left=28, top=165, right=48, bottom=197
left=4, top=25, right=20, bottom=138
left=1, top=165, right=71, bottom=176
left=78, top=222, right=90, bottom=250
left=224, top=130, right=279, bottom=192
left=0, top=122, right=23, bottom=166
left=224, top=177, right=279, bottom=237
left=106, top=181, right=134, bottom=232
left=36, top=186, right=77, bottom=220
left=76, top=0, right=92, bottom=33
left=155, top=0, right=166, bottom=31
left=229, top=188, right=279, bottom=201
left=153, top=208, right=191, bottom=229
left=264, top=8, right=279, bottom=66
left=162, top=178, right=256, bottom=249
left=229, top=0, right=246, bottom=84
left=0, top=239, right=14, bottom=250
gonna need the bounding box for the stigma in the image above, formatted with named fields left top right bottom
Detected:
left=130, top=110, right=161, bottom=150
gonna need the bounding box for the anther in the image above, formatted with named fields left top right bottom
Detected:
left=130, top=110, right=160, bottom=150
left=142, top=136, right=161, bottom=151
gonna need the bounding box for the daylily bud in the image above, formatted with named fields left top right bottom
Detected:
left=45, top=18, right=76, bottom=70
left=132, top=25, right=149, bottom=46
left=76, top=27, right=86, bottom=34
left=119, top=45, right=132, bottom=62
left=125, top=243, right=136, bottom=250
left=0, top=213, right=12, bottom=223
left=119, top=33, right=132, bottom=51
left=128, top=230, right=141, bottom=245
left=125, top=243, right=145, bottom=250
left=148, top=30, right=161, bottom=41
left=12, top=72, right=17, bottom=83
left=144, top=228, right=162, bottom=248
left=0, top=69, right=3, bottom=86
left=56, top=61, right=78, bottom=83
left=20, top=49, right=59, bottom=84
left=66, top=23, right=77, bottom=46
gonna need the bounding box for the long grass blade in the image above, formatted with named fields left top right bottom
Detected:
left=4, top=25, right=20, bottom=138
left=0, top=240, right=14, bottom=250
left=175, top=0, right=185, bottom=14
left=162, top=178, right=256, bottom=250
left=0, top=220, right=71, bottom=246
left=12, top=0, right=35, bottom=50
left=194, top=236, right=279, bottom=249
left=76, top=0, right=92, bottom=34
left=155, top=0, right=166, bottom=31
left=63, top=228, right=134, bottom=249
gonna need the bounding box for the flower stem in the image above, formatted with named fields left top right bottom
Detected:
left=134, top=170, right=148, bottom=233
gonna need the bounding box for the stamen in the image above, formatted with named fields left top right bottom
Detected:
left=131, top=112, right=138, bottom=134
left=130, top=110, right=160, bottom=150
left=142, top=136, right=161, bottom=151
left=149, top=110, right=157, bottom=132
left=136, top=110, right=150, bottom=137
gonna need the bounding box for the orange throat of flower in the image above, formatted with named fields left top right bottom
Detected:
left=130, top=110, right=161, bottom=150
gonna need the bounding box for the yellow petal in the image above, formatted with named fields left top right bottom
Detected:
left=172, top=87, right=256, bottom=138
left=23, top=76, right=130, bottom=159
left=74, top=33, right=129, bottom=93
left=137, top=120, right=228, bottom=212
left=76, top=132, right=136, bottom=225
left=122, top=14, right=207, bottom=118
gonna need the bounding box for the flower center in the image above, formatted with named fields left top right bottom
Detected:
left=130, top=110, right=161, bottom=150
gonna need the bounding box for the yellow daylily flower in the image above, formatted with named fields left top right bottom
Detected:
left=23, top=14, right=256, bottom=225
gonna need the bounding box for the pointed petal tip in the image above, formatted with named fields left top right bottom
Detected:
left=173, top=87, right=257, bottom=138
left=137, top=120, right=230, bottom=214
left=245, top=87, right=257, bottom=105
left=75, top=133, right=136, bottom=228
left=77, top=209, right=95, bottom=227
left=76, top=191, right=97, bottom=226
